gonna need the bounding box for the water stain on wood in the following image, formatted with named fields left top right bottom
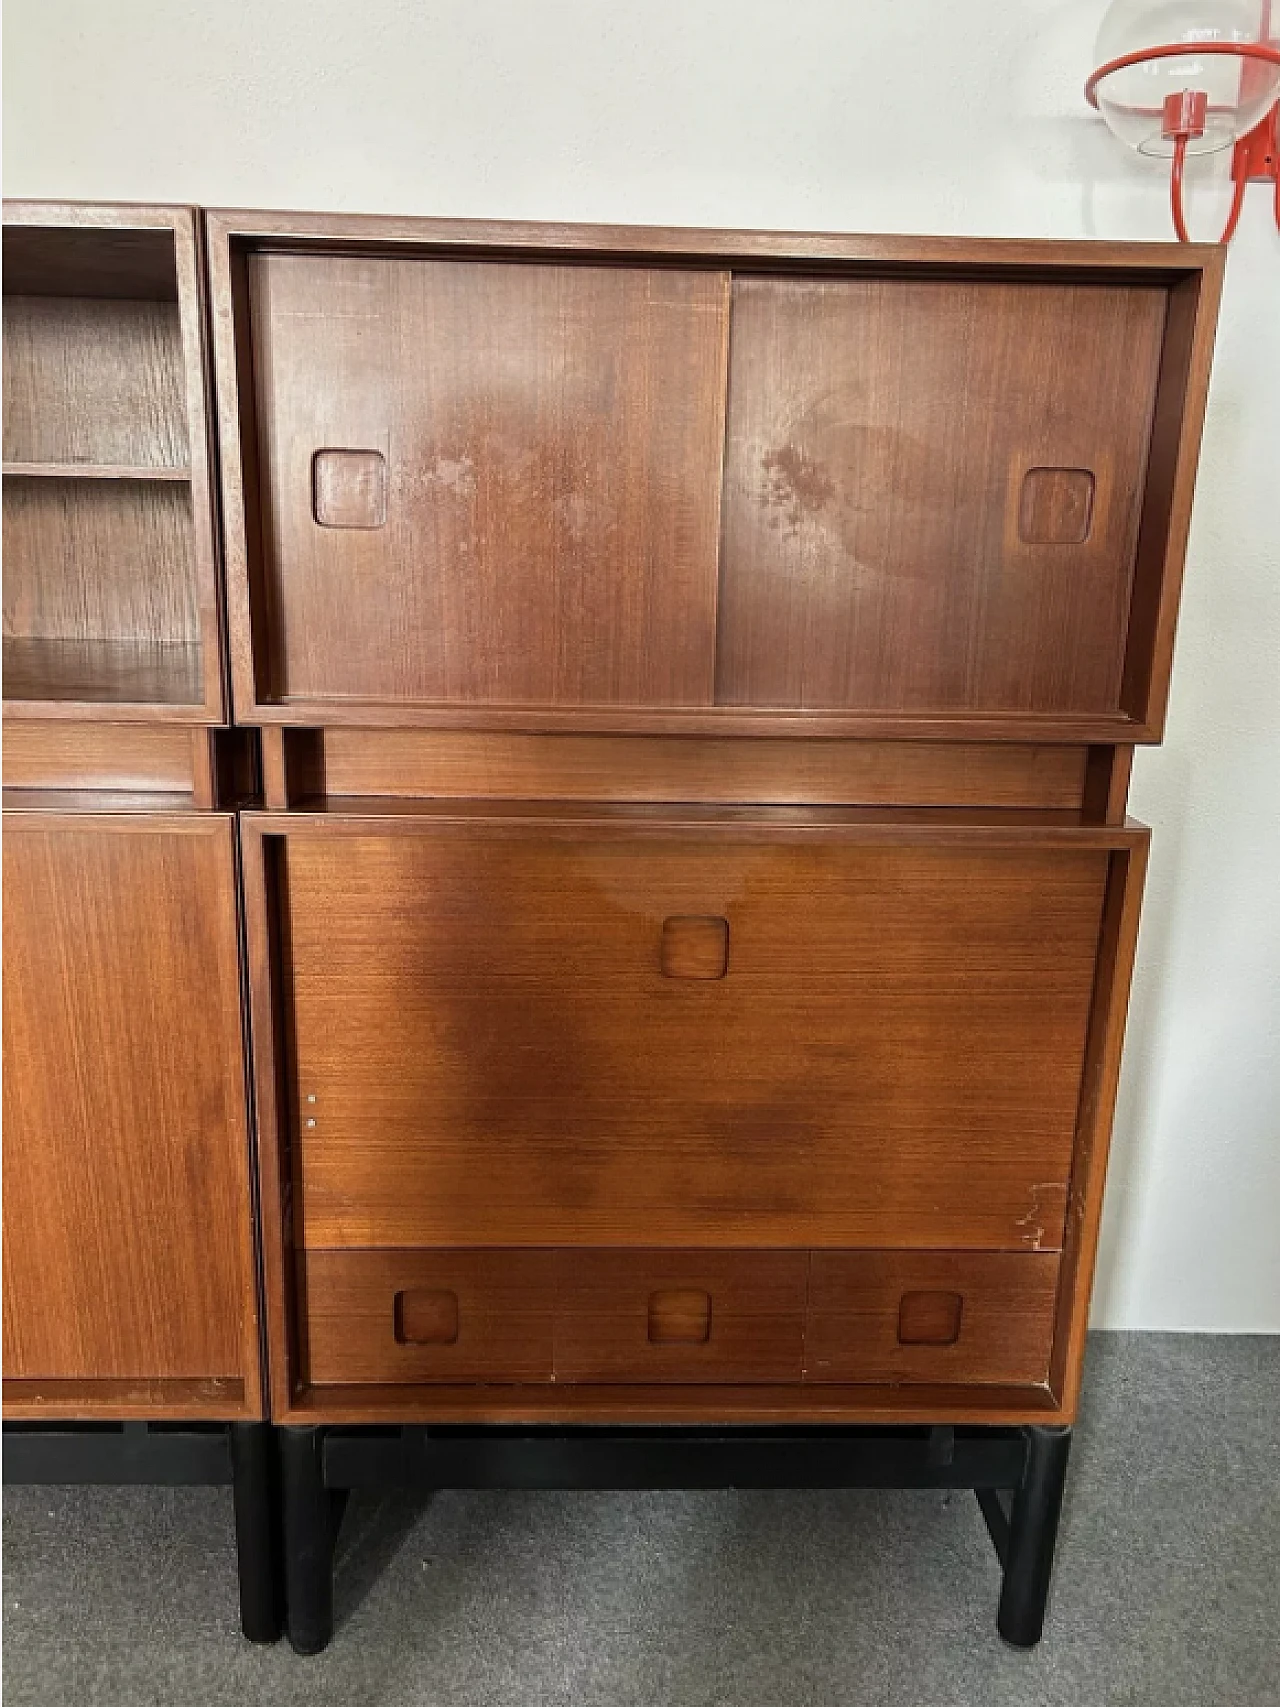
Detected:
left=758, top=444, right=835, bottom=533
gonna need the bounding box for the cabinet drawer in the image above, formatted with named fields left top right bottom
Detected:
left=302, top=1249, right=556, bottom=1384
left=300, top=1246, right=1058, bottom=1391
left=555, top=1250, right=808, bottom=1384
left=302, top=1248, right=808, bottom=1385
left=805, top=1251, right=1060, bottom=1387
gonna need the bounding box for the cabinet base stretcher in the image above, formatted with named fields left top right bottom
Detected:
left=277, top=1421, right=1072, bottom=1656
left=1, top=1420, right=283, bottom=1644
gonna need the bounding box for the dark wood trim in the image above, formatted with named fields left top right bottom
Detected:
left=239, top=818, right=302, bottom=1417
left=1049, top=837, right=1150, bottom=1415
left=235, top=700, right=1158, bottom=744
left=279, top=1382, right=1065, bottom=1428
left=205, top=208, right=1217, bottom=275
left=170, top=204, right=226, bottom=723
left=191, top=728, right=218, bottom=809
left=3, top=695, right=225, bottom=726
left=260, top=727, right=325, bottom=809
left=240, top=802, right=1148, bottom=848
left=1120, top=267, right=1225, bottom=735
left=2, top=1378, right=249, bottom=1420
left=1082, top=745, right=1134, bottom=825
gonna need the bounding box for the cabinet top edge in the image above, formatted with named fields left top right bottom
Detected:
left=3, top=199, right=199, bottom=233
left=202, top=207, right=1224, bottom=279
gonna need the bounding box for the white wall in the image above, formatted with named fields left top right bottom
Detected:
left=5, top=0, right=1277, bottom=1330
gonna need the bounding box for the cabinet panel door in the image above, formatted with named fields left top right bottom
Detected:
left=717, top=275, right=1167, bottom=714
left=272, top=819, right=1108, bottom=1253
left=249, top=254, right=730, bottom=708
left=2, top=814, right=258, bottom=1401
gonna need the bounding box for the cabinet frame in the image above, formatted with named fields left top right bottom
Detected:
left=240, top=805, right=1147, bottom=1426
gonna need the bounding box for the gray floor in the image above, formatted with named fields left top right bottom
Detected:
left=3, top=1334, right=1278, bottom=1706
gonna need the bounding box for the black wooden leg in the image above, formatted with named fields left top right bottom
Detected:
left=229, top=1422, right=282, bottom=1643
left=279, top=1425, right=336, bottom=1655
left=996, top=1424, right=1072, bottom=1648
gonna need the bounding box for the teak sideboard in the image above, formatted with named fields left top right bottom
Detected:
left=3, top=203, right=1224, bottom=1653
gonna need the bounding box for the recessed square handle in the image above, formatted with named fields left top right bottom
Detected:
left=661, top=916, right=729, bottom=980
left=897, top=1290, right=963, bottom=1346
left=313, top=448, right=388, bottom=529
left=648, top=1288, right=712, bottom=1344
left=1018, top=467, right=1095, bottom=545
left=394, top=1287, right=459, bottom=1345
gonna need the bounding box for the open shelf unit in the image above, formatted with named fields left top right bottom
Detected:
left=2, top=203, right=224, bottom=721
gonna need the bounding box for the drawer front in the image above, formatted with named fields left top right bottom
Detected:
left=555, top=1250, right=808, bottom=1384
left=302, top=1249, right=556, bottom=1384
left=806, top=1251, right=1060, bottom=1387
left=282, top=827, right=1107, bottom=1254
left=300, top=1247, right=1056, bottom=1390
left=303, top=1248, right=807, bottom=1386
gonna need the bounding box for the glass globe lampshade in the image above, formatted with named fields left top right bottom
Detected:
left=1088, top=0, right=1280, bottom=156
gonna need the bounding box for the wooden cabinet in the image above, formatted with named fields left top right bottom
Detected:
left=204, top=213, right=1218, bottom=1430
left=238, top=802, right=1148, bottom=1422
left=2, top=203, right=261, bottom=1427
left=2, top=813, right=261, bottom=1417
left=4, top=209, right=1219, bottom=1443
left=210, top=214, right=1220, bottom=743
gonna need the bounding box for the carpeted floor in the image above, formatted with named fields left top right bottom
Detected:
left=3, top=1334, right=1277, bottom=1706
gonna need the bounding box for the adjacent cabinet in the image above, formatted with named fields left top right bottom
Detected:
left=3, top=205, right=259, bottom=1422
left=3, top=203, right=1224, bottom=1650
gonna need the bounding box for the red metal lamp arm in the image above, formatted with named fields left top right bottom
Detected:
left=1085, top=39, right=1280, bottom=110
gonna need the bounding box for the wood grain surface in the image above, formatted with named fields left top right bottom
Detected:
left=3, top=477, right=197, bottom=644
left=2, top=719, right=202, bottom=793
left=307, top=730, right=1092, bottom=810
left=268, top=818, right=1108, bottom=1253
left=805, top=1249, right=1060, bottom=1386
left=716, top=274, right=1167, bottom=715
left=2, top=636, right=205, bottom=711
left=299, top=1244, right=1059, bottom=1393
left=3, top=295, right=190, bottom=469
left=248, top=252, right=730, bottom=706
left=2, top=814, right=261, bottom=1410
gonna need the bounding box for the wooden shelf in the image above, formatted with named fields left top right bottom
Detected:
left=2, top=635, right=205, bottom=712
left=2, top=201, right=223, bottom=721
left=4, top=461, right=191, bottom=482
